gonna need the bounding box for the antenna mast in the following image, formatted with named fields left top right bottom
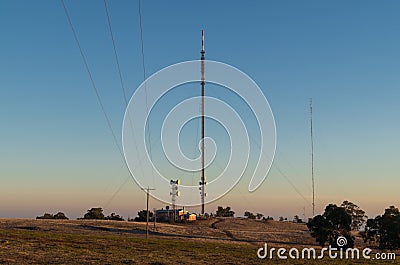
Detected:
left=199, top=30, right=206, bottom=215
left=170, top=179, right=180, bottom=222
left=310, top=98, right=315, bottom=216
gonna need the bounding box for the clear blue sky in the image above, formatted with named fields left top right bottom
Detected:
left=0, top=0, right=399, bottom=219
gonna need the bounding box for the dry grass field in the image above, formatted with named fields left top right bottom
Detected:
left=0, top=218, right=398, bottom=264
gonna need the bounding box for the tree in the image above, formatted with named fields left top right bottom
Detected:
left=244, top=211, right=256, bottom=219
left=307, top=204, right=354, bottom=248
left=53, top=212, right=69, bottom=220
left=36, top=213, right=54, bottom=219
left=307, top=215, right=330, bottom=246
left=256, top=213, right=264, bottom=220
left=216, top=206, right=235, bottom=217
left=263, top=216, right=273, bottom=221
left=106, top=213, right=124, bottom=221
left=134, top=210, right=153, bottom=222
left=36, top=212, right=69, bottom=220
left=378, top=206, right=400, bottom=250
left=83, top=208, right=105, bottom=220
left=363, top=206, right=400, bottom=250
left=293, top=215, right=303, bottom=223
left=341, top=200, right=367, bottom=231
left=361, top=217, right=380, bottom=245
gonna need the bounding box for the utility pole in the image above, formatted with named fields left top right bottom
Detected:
left=141, top=187, right=155, bottom=239
left=310, top=98, right=315, bottom=217
left=153, top=207, right=156, bottom=231
left=199, top=29, right=207, bottom=215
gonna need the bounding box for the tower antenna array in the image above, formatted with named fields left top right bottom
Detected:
left=199, top=30, right=207, bottom=215
left=170, top=179, right=180, bottom=222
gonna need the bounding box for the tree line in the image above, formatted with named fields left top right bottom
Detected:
left=36, top=208, right=124, bottom=221
left=35, top=202, right=400, bottom=251
left=213, top=202, right=400, bottom=251
left=307, top=201, right=400, bottom=250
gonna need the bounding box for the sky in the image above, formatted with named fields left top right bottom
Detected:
left=0, top=0, right=399, bottom=220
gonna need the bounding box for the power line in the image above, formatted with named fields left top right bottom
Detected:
left=61, top=0, right=123, bottom=157
left=104, top=175, right=130, bottom=208
left=274, top=148, right=325, bottom=209
left=138, top=0, right=147, bottom=81
left=138, top=0, right=154, bottom=185
left=102, top=0, right=148, bottom=208
left=271, top=162, right=311, bottom=205
left=275, top=149, right=314, bottom=193
left=103, top=0, right=129, bottom=106
left=208, top=138, right=310, bottom=209
left=212, top=159, right=254, bottom=208
left=103, top=130, right=166, bottom=208
left=63, top=1, right=145, bottom=211
left=242, top=125, right=311, bottom=206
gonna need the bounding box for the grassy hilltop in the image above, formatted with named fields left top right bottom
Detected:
left=0, top=218, right=398, bottom=264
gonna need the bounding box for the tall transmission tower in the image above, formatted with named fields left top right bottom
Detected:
left=310, top=98, right=315, bottom=217
left=199, top=30, right=207, bottom=215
